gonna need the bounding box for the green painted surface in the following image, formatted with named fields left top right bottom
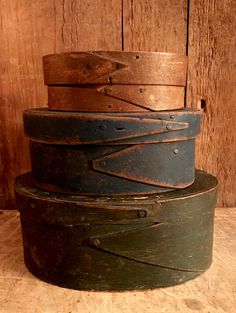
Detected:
left=15, top=170, right=217, bottom=291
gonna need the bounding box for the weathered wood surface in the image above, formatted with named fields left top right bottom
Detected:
left=15, top=170, right=217, bottom=291
left=25, top=109, right=200, bottom=194
left=43, top=52, right=187, bottom=85
left=29, top=140, right=195, bottom=195
left=23, top=109, right=201, bottom=144
left=187, top=0, right=236, bottom=207
left=123, top=0, right=188, bottom=54
left=16, top=170, right=217, bottom=225
left=48, top=85, right=185, bottom=112
left=0, top=207, right=235, bottom=312
left=0, top=0, right=122, bottom=210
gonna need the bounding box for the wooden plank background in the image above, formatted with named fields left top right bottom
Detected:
left=123, top=0, right=187, bottom=53
left=0, top=0, right=235, bottom=209
left=187, top=0, right=236, bottom=207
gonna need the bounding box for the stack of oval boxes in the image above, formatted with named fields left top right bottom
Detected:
left=15, top=51, right=218, bottom=291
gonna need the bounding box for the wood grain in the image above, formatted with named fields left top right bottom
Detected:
left=123, top=0, right=188, bottom=53
left=0, top=0, right=122, bottom=209
left=28, top=141, right=195, bottom=195
left=15, top=170, right=217, bottom=290
left=0, top=208, right=235, bottom=312
left=187, top=0, right=236, bottom=207
left=43, top=51, right=187, bottom=85
left=48, top=85, right=185, bottom=112
left=23, top=109, right=200, bottom=145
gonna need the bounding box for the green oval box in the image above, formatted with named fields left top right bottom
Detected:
left=15, top=170, right=217, bottom=291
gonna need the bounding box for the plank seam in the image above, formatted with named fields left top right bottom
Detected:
left=121, top=0, right=124, bottom=50
left=185, top=0, right=191, bottom=107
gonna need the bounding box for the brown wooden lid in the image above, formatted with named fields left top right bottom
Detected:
left=43, top=51, right=187, bottom=86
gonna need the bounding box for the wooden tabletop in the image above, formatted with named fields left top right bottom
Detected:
left=0, top=208, right=235, bottom=313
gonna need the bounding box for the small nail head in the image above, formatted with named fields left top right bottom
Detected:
left=90, top=238, right=100, bottom=247
left=166, top=124, right=172, bottom=130
left=170, top=115, right=175, bottom=119
left=86, top=63, right=91, bottom=70
left=174, top=148, right=179, bottom=154
left=104, top=87, right=112, bottom=94
left=138, top=210, right=147, bottom=218
left=99, top=124, right=107, bottom=130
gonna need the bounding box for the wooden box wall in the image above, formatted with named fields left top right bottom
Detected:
left=15, top=170, right=218, bottom=291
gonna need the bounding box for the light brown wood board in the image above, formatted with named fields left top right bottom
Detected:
left=123, top=0, right=188, bottom=53
left=187, top=0, right=236, bottom=207
left=0, top=208, right=235, bottom=312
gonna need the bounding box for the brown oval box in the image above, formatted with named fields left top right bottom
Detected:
left=43, top=51, right=187, bottom=112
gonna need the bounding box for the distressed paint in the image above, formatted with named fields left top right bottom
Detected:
left=15, top=170, right=218, bottom=291
left=23, top=109, right=201, bottom=145
left=29, top=140, right=195, bottom=195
